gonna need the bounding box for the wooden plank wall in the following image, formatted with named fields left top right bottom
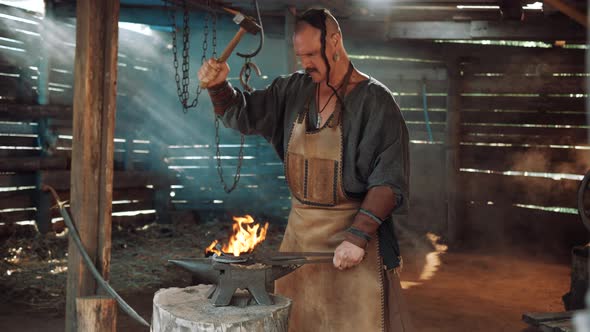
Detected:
left=0, top=5, right=45, bottom=235
left=1, top=4, right=587, bottom=256
left=0, top=6, right=449, bottom=236
left=347, top=41, right=449, bottom=234
left=458, top=45, right=588, bottom=254
left=163, top=36, right=450, bottom=227
left=0, top=5, right=170, bottom=234
left=165, top=134, right=291, bottom=219
left=0, top=7, right=295, bottom=233
left=158, top=17, right=292, bottom=221
left=0, top=5, right=40, bottom=104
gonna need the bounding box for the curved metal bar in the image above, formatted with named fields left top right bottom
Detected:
left=237, top=0, right=264, bottom=58
left=42, top=185, right=151, bottom=328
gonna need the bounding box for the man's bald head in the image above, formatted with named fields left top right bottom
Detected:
left=295, top=8, right=341, bottom=37
left=292, top=8, right=348, bottom=84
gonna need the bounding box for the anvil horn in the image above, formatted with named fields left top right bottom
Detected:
left=168, top=258, right=220, bottom=284
left=269, top=265, right=301, bottom=282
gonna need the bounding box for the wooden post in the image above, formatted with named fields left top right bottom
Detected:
left=35, top=1, right=55, bottom=235
left=445, top=59, right=462, bottom=244
left=154, top=142, right=171, bottom=224
left=285, top=7, right=298, bottom=73
left=66, top=1, right=120, bottom=331
left=38, top=1, right=52, bottom=105
left=76, top=296, right=117, bottom=332
left=123, top=134, right=135, bottom=171
left=152, top=285, right=292, bottom=332
left=35, top=170, right=52, bottom=234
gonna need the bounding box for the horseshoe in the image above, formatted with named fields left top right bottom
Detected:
left=239, top=61, right=262, bottom=92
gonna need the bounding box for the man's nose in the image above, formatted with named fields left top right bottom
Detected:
left=299, top=57, right=311, bottom=68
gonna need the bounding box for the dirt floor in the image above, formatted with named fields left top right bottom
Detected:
left=0, top=213, right=577, bottom=331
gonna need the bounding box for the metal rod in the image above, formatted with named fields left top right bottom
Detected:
left=42, top=185, right=151, bottom=328
left=262, top=258, right=335, bottom=265
left=270, top=252, right=335, bottom=257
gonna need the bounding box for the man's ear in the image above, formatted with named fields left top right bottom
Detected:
left=330, top=32, right=341, bottom=47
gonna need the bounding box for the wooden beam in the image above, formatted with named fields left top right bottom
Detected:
left=0, top=173, right=35, bottom=188
left=53, top=3, right=283, bottom=34
left=42, top=170, right=173, bottom=191
left=469, top=20, right=585, bottom=40
left=445, top=60, right=462, bottom=244
left=461, top=95, right=586, bottom=112
left=460, top=110, right=587, bottom=126
left=374, top=0, right=517, bottom=3
left=98, top=0, right=118, bottom=303
left=460, top=145, right=590, bottom=174
left=36, top=173, right=52, bottom=234
left=0, top=104, right=72, bottom=120
left=37, top=2, right=53, bottom=105
left=544, top=0, right=588, bottom=27
left=462, top=76, right=586, bottom=94
left=65, top=0, right=119, bottom=331
left=387, top=19, right=586, bottom=40
left=460, top=172, right=580, bottom=208
left=461, top=125, right=588, bottom=145
left=285, top=6, right=297, bottom=73
left=389, top=21, right=471, bottom=40
left=461, top=202, right=584, bottom=256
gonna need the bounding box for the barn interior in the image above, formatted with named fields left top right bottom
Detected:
left=0, top=0, right=588, bottom=331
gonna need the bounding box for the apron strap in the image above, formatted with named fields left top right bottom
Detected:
left=297, top=90, right=313, bottom=124
left=329, top=61, right=355, bottom=128
left=301, top=61, right=355, bottom=128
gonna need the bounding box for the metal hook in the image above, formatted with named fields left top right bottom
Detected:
left=239, top=61, right=262, bottom=92
left=236, top=0, right=264, bottom=59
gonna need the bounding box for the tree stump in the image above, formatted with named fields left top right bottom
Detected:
left=152, top=285, right=292, bottom=332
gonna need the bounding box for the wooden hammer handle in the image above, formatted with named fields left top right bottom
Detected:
left=200, top=27, right=247, bottom=89
left=218, top=27, right=247, bottom=62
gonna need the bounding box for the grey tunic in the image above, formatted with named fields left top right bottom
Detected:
left=221, top=71, right=410, bottom=268
left=221, top=71, right=409, bottom=211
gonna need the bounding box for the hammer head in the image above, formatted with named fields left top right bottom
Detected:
left=232, top=12, right=261, bottom=35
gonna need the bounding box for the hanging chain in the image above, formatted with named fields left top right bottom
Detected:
left=169, top=0, right=210, bottom=113
left=244, top=58, right=252, bottom=88
left=215, top=118, right=245, bottom=193
left=212, top=11, right=245, bottom=194
left=239, top=57, right=261, bottom=92
left=211, top=12, right=217, bottom=59
left=168, top=0, right=245, bottom=193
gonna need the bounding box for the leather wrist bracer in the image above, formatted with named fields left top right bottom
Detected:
left=208, top=80, right=239, bottom=116
left=344, top=186, right=398, bottom=249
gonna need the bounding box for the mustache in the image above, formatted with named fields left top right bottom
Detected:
left=305, top=68, right=318, bottom=74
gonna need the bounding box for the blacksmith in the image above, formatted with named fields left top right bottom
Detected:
left=198, top=8, right=413, bottom=332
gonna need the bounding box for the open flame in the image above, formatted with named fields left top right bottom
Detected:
left=205, top=215, right=269, bottom=257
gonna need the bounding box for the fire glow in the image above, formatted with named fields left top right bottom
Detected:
left=205, top=215, right=269, bottom=257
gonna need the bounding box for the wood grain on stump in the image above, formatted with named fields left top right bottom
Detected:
left=152, top=285, right=292, bottom=332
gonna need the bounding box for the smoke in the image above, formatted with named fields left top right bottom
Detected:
left=107, top=15, right=290, bottom=223
left=0, top=6, right=291, bottom=223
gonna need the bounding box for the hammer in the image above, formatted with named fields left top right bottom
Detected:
left=200, top=7, right=261, bottom=88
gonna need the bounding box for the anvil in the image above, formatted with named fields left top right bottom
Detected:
left=169, top=252, right=333, bottom=306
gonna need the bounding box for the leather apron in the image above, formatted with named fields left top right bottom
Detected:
left=275, top=71, right=385, bottom=331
